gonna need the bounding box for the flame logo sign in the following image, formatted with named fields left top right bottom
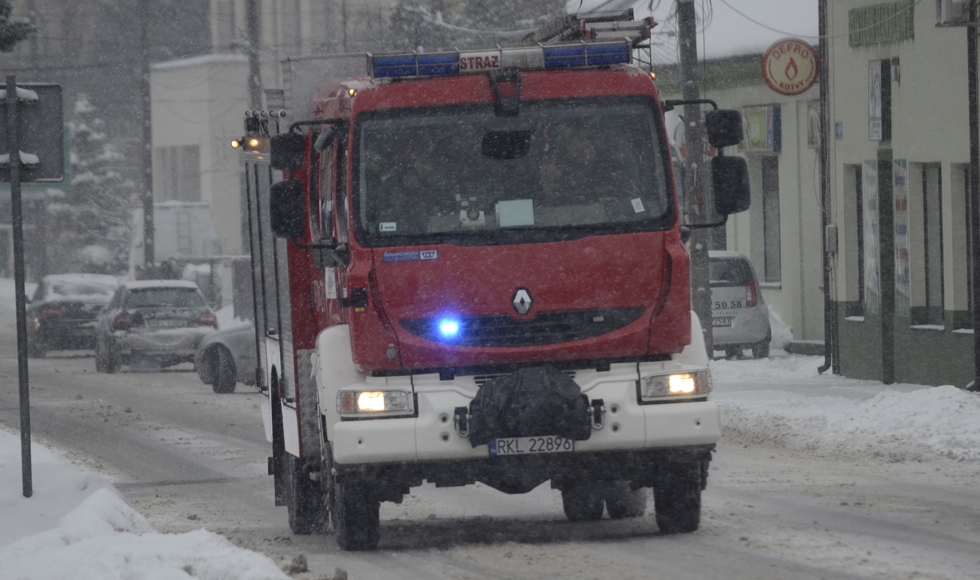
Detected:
left=785, top=58, right=799, bottom=81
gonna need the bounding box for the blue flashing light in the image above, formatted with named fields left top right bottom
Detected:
left=369, top=41, right=631, bottom=79
left=438, top=319, right=461, bottom=338
left=372, top=53, right=459, bottom=78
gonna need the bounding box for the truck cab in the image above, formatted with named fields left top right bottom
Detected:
left=243, top=27, right=749, bottom=550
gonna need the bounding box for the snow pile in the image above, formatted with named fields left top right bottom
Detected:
left=713, top=356, right=980, bottom=462
left=766, top=305, right=793, bottom=350
left=0, top=429, right=290, bottom=580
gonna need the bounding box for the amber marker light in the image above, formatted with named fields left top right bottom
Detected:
left=249, top=138, right=260, bottom=148
left=650, top=72, right=656, bottom=79
left=230, top=139, right=241, bottom=149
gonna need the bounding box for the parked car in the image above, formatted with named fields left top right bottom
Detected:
left=709, top=251, right=772, bottom=359
left=194, top=321, right=256, bottom=394
left=26, top=274, right=119, bottom=357
left=94, top=280, right=217, bottom=372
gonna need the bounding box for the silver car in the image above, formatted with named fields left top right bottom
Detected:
left=709, top=251, right=772, bottom=359
left=95, top=280, right=218, bottom=372
left=194, top=321, right=256, bottom=394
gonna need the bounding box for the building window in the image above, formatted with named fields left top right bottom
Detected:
left=762, top=156, right=781, bottom=282
left=921, top=163, right=944, bottom=326
left=848, top=0, right=915, bottom=48
left=154, top=145, right=201, bottom=203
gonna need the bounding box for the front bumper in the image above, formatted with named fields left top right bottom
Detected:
left=329, top=361, right=720, bottom=466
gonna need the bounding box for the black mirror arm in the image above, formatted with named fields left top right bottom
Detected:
left=662, top=98, right=718, bottom=112
left=289, top=239, right=338, bottom=251
left=681, top=215, right=728, bottom=230
left=287, top=118, right=346, bottom=134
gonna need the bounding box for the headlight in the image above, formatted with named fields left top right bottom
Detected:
left=639, top=370, right=711, bottom=403
left=337, top=389, right=414, bottom=418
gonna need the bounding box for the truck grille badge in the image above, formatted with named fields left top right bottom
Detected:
left=512, top=288, right=533, bottom=316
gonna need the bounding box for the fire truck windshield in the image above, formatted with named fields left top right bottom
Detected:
left=352, top=96, right=674, bottom=247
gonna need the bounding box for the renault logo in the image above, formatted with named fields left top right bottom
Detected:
left=512, top=288, right=533, bottom=316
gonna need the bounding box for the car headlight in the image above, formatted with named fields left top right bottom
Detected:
left=337, top=389, right=414, bottom=418
left=638, top=370, right=711, bottom=403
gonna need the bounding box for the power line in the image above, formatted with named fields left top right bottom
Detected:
left=714, top=0, right=923, bottom=40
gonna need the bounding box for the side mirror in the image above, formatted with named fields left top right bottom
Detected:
left=705, top=109, right=743, bottom=149
left=712, top=156, right=751, bottom=215
left=271, top=133, right=306, bottom=172
left=270, top=179, right=305, bottom=239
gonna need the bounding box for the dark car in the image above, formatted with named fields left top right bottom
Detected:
left=94, top=280, right=218, bottom=372
left=194, top=321, right=256, bottom=393
left=709, top=251, right=772, bottom=359
left=26, top=274, right=119, bottom=357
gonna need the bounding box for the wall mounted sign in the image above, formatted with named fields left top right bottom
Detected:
left=761, top=38, right=819, bottom=96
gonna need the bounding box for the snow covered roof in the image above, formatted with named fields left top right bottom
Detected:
left=123, top=279, right=201, bottom=290
left=42, top=273, right=119, bottom=286
left=151, top=53, right=248, bottom=72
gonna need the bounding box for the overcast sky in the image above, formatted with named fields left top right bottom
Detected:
left=568, top=0, right=819, bottom=62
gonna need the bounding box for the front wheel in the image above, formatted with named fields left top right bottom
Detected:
left=333, top=479, right=380, bottom=551
left=561, top=481, right=604, bottom=522
left=654, top=464, right=702, bottom=534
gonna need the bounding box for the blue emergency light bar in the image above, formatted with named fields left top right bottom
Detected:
left=368, top=41, right=632, bottom=79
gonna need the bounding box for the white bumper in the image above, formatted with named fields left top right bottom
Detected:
left=329, top=362, right=720, bottom=466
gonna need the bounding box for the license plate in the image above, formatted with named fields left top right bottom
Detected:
left=489, top=435, right=574, bottom=457
left=712, top=317, right=733, bottom=327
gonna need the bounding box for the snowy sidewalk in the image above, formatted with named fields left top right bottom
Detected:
left=713, top=353, right=980, bottom=462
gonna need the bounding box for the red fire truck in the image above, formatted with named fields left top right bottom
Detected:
left=237, top=13, right=749, bottom=550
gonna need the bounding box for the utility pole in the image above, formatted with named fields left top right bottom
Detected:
left=246, top=0, right=262, bottom=109
left=676, top=0, right=712, bottom=357
left=140, top=0, right=154, bottom=267
left=818, top=0, right=833, bottom=374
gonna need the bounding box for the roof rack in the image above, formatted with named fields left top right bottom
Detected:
left=516, top=9, right=655, bottom=48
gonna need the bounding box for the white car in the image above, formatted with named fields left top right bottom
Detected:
left=709, top=251, right=772, bottom=358
left=194, top=321, right=256, bottom=393
left=94, top=280, right=218, bottom=372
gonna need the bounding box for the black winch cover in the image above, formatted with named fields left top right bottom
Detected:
left=467, top=366, right=591, bottom=447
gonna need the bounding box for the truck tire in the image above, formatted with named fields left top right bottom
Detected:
left=604, top=481, right=648, bottom=519
left=653, top=464, right=702, bottom=534
left=283, top=453, right=327, bottom=535
left=333, top=479, right=380, bottom=551
left=561, top=481, right=604, bottom=522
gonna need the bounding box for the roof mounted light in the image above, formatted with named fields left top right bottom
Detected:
left=367, top=41, right=632, bottom=79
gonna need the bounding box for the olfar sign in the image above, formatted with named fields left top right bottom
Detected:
left=762, top=38, right=819, bottom=96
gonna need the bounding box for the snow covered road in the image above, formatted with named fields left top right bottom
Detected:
left=3, top=346, right=980, bottom=580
